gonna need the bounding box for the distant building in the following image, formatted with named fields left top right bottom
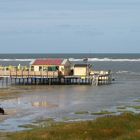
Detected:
left=73, top=64, right=92, bottom=77
left=30, top=58, right=71, bottom=76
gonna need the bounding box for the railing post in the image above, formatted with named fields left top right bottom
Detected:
left=28, top=69, right=29, bottom=78
left=10, top=70, right=11, bottom=78
left=16, top=68, right=17, bottom=78
left=21, top=69, right=23, bottom=78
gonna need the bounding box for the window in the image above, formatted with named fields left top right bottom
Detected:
left=43, top=66, right=48, bottom=71
left=31, top=66, right=34, bottom=71
left=39, top=66, right=42, bottom=71
left=48, top=66, right=58, bottom=71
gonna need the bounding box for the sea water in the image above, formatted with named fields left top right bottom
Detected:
left=0, top=53, right=140, bottom=131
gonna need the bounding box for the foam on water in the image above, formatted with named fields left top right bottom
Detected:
left=116, top=71, right=129, bottom=74
left=0, top=57, right=140, bottom=62
left=0, top=59, right=34, bottom=62
left=69, top=58, right=140, bottom=62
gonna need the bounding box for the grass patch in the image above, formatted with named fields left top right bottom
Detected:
left=0, top=132, right=10, bottom=140
left=91, top=110, right=115, bottom=115
left=33, top=118, right=55, bottom=124
left=130, top=106, right=140, bottom=110
left=32, top=118, right=56, bottom=128
left=117, top=106, right=126, bottom=109
left=7, top=113, right=140, bottom=140
left=18, top=124, right=37, bottom=129
left=117, top=110, right=134, bottom=114
left=117, top=105, right=140, bottom=112
left=134, top=99, right=140, bottom=102
left=62, top=117, right=70, bottom=121
left=74, top=111, right=89, bottom=115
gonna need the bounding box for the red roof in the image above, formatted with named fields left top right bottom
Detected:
left=32, top=59, right=63, bottom=65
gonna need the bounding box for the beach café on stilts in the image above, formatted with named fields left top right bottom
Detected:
left=0, top=58, right=112, bottom=85
left=30, top=58, right=72, bottom=76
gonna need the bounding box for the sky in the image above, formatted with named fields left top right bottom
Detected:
left=0, top=0, right=140, bottom=53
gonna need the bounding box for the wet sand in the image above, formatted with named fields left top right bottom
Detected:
left=1, top=76, right=140, bottom=132
left=0, top=86, right=61, bottom=131
left=0, top=109, right=17, bottom=122
left=0, top=88, right=21, bottom=123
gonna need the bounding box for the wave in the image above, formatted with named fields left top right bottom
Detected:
left=116, top=71, right=129, bottom=74
left=0, top=59, right=34, bottom=61
left=116, top=71, right=140, bottom=75
left=0, top=58, right=140, bottom=62
left=69, top=58, right=140, bottom=62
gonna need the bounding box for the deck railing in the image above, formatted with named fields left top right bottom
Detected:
left=0, top=70, right=58, bottom=78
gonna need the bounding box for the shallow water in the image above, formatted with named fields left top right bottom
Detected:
left=1, top=71, right=140, bottom=131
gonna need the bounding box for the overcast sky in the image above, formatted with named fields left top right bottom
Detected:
left=0, top=0, right=140, bottom=53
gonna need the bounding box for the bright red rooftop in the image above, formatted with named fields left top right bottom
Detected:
left=32, top=59, right=64, bottom=65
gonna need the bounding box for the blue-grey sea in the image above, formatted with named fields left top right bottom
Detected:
left=0, top=53, right=140, bottom=131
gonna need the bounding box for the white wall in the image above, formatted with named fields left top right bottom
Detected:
left=34, top=66, right=39, bottom=71
left=74, top=67, right=87, bottom=76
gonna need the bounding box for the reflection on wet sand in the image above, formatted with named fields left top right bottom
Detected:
left=32, top=101, right=58, bottom=108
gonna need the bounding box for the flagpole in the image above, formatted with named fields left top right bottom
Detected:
left=83, top=57, right=88, bottom=77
